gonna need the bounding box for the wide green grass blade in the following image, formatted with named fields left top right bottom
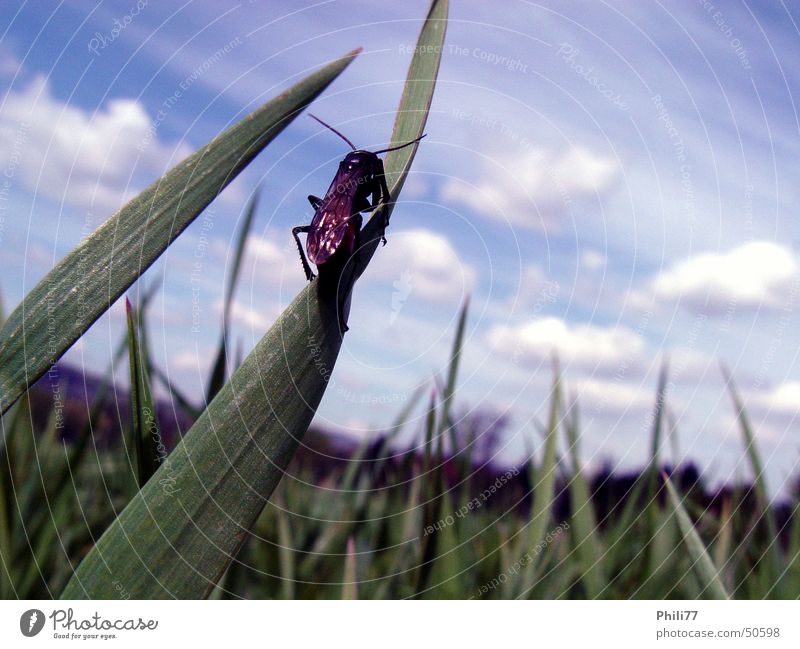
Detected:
left=61, top=282, right=346, bottom=599
left=60, top=3, right=445, bottom=598
left=0, top=49, right=360, bottom=417
left=206, top=187, right=262, bottom=404
left=664, top=475, right=730, bottom=599
left=351, top=0, right=447, bottom=281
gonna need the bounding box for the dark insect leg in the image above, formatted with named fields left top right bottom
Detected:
left=307, top=195, right=323, bottom=210
left=291, top=225, right=316, bottom=281
left=377, top=162, right=391, bottom=245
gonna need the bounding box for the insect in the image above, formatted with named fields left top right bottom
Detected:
left=292, top=115, right=426, bottom=284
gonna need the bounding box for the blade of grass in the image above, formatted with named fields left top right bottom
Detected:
left=206, top=187, right=262, bottom=404
left=341, top=536, right=358, bottom=599
left=528, top=365, right=561, bottom=566
left=643, top=362, right=669, bottom=578
left=351, top=0, right=447, bottom=282
left=125, top=298, right=160, bottom=488
left=0, top=49, right=360, bottom=416
left=61, top=281, right=346, bottom=598
left=276, top=499, right=296, bottom=600
left=664, top=474, right=729, bottom=599
left=61, top=3, right=446, bottom=598
left=564, top=400, right=605, bottom=598
left=721, top=364, right=781, bottom=590
left=442, top=299, right=468, bottom=469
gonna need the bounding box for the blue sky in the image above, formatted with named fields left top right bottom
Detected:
left=1, top=1, right=799, bottom=497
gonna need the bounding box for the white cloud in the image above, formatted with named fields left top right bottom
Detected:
left=487, top=317, right=644, bottom=372
left=580, top=249, right=607, bottom=271
left=570, top=377, right=654, bottom=415
left=369, top=228, right=475, bottom=303
left=755, top=381, right=800, bottom=415
left=0, top=76, right=192, bottom=214
left=652, top=241, right=799, bottom=314
left=440, top=146, right=618, bottom=229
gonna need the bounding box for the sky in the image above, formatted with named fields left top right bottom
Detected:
left=1, top=1, right=799, bottom=498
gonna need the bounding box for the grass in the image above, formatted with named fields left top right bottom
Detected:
left=2, top=292, right=798, bottom=599
left=1, top=0, right=798, bottom=599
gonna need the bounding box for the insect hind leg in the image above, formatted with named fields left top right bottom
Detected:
left=292, top=225, right=316, bottom=281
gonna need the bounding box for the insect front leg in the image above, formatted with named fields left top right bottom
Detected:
left=377, top=162, right=391, bottom=245
left=291, top=225, right=316, bottom=281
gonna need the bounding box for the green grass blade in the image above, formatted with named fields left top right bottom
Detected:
left=352, top=0, right=448, bottom=280
left=276, top=499, right=296, bottom=600
left=206, top=187, right=262, bottom=404
left=0, top=49, right=360, bottom=416
left=664, top=475, right=730, bottom=599
left=125, top=298, right=160, bottom=488
left=721, top=365, right=781, bottom=590
left=442, top=299, right=468, bottom=462
left=61, top=0, right=445, bottom=602
left=528, top=366, right=561, bottom=558
left=564, top=401, right=605, bottom=598
left=341, top=536, right=358, bottom=600
left=61, top=282, right=345, bottom=599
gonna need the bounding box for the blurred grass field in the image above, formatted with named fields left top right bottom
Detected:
left=0, top=0, right=798, bottom=600
left=1, top=294, right=799, bottom=599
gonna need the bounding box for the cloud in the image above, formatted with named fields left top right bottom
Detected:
left=570, top=377, right=655, bottom=416
left=369, top=228, right=475, bottom=303
left=651, top=241, right=799, bottom=314
left=753, top=381, right=800, bottom=416
left=0, top=76, right=192, bottom=214
left=440, top=146, right=618, bottom=229
left=580, top=249, right=607, bottom=271
left=487, top=317, right=644, bottom=372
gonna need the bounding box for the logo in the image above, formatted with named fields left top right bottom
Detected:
left=20, top=609, right=45, bottom=637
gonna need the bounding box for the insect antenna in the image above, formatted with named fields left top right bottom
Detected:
left=373, top=133, right=427, bottom=155
left=309, top=114, right=357, bottom=151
